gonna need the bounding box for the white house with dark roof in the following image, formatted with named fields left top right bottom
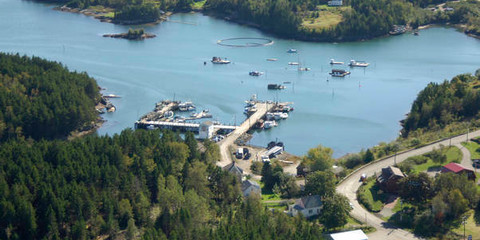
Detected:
left=241, top=180, right=261, bottom=197
left=288, top=195, right=322, bottom=218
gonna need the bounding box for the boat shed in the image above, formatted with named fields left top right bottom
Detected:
left=198, top=120, right=214, bottom=139
left=329, top=230, right=368, bottom=240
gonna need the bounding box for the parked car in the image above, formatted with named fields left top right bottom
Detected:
left=243, top=148, right=249, bottom=155
left=473, top=159, right=480, bottom=168
left=267, top=141, right=276, bottom=150
left=360, top=173, right=367, bottom=182
left=244, top=152, right=251, bottom=160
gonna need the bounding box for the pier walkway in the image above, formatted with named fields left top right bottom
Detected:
left=135, top=120, right=237, bottom=132
left=218, top=102, right=275, bottom=167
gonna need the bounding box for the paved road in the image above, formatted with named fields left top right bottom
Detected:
left=455, top=143, right=474, bottom=170
left=337, top=130, right=480, bottom=240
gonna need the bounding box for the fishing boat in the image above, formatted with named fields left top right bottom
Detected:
left=330, top=59, right=344, bottom=65
left=329, top=69, right=351, bottom=77
left=211, top=57, right=231, bottom=64
left=264, top=120, right=277, bottom=129
left=267, top=84, right=286, bottom=90
left=288, top=62, right=299, bottom=65
left=178, top=101, right=196, bottom=111
left=249, top=71, right=264, bottom=76
left=287, top=49, right=297, bottom=53
left=267, top=58, right=278, bottom=61
left=348, top=60, right=369, bottom=67
left=298, top=67, right=311, bottom=71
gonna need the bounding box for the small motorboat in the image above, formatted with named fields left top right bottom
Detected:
left=267, top=58, right=278, bottom=61
left=348, top=60, right=369, bottom=67
left=287, top=49, right=297, bottom=53
left=288, top=62, right=299, bottom=65
left=249, top=71, right=264, bottom=76
left=330, top=59, right=344, bottom=65
left=211, top=57, right=231, bottom=64
left=329, top=69, right=351, bottom=77
left=267, top=84, right=286, bottom=90
left=298, top=67, right=311, bottom=71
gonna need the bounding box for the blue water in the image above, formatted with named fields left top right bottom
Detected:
left=1, top=0, right=480, bottom=156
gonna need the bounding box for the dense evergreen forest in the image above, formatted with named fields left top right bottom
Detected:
left=401, top=70, right=480, bottom=137
left=0, top=53, right=99, bottom=141
left=0, top=130, right=323, bottom=239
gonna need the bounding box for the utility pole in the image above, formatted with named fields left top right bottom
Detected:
left=467, top=128, right=469, bottom=142
left=463, top=216, right=467, bottom=240
left=394, top=151, right=397, bottom=166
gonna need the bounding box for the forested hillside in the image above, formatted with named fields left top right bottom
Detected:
left=0, top=53, right=99, bottom=141
left=401, top=70, right=480, bottom=137
left=0, top=130, right=323, bottom=239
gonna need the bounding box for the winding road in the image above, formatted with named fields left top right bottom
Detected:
left=336, top=130, right=480, bottom=240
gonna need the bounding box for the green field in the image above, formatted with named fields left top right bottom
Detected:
left=451, top=210, right=480, bottom=240
left=192, top=0, right=206, bottom=10
left=410, top=146, right=462, bottom=173
left=462, top=140, right=480, bottom=159
left=302, top=11, right=342, bottom=31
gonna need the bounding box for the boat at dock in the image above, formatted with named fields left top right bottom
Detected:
left=264, top=120, right=277, bottom=129
left=178, top=101, right=196, bottom=111
left=249, top=71, right=264, bottom=76
left=190, top=109, right=212, bottom=119
left=330, top=59, right=344, bottom=65
left=287, top=48, right=297, bottom=53
left=211, top=57, right=231, bottom=64
left=389, top=25, right=406, bottom=35
left=348, top=60, right=369, bottom=67
left=267, top=84, right=286, bottom=90
left=298, top=67, right=311, bottom=71
left=164, top=110, right=174, bottom=119
left=267, top=58, right=278, bottom=61
left=329, top=69, right=351, bottom=77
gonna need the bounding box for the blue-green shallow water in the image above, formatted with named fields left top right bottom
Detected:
left=1, top=0, right=480, bottom=157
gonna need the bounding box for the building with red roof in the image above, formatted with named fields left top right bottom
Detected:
left=441, top=162, right=476, bottom=180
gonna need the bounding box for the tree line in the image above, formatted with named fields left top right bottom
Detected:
left=401, top=70, right=480, bottom=137
left=0, top=53, right=100, bottom=141
left=0, top=129, right=325, bottom=239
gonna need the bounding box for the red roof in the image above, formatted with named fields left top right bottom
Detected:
left=442, top=162, right=467, bottom=173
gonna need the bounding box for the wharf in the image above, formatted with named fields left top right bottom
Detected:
left=135, top=120, right=237, bottom=132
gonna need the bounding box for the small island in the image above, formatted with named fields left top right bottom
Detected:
left=103, top=28, right=156, bottom=40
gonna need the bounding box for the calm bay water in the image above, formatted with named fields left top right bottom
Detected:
left=2, top=0, right=480, bottom=156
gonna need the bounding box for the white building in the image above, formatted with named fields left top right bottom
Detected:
left=328, top=0, right=343, bottom=6
left=198, top=121, right=214, bottom=139
left=330, top=230, right=368, bottom=240
left=241, top=180, right=261, bottom=197
left=288, top=195, right=322, bottom=218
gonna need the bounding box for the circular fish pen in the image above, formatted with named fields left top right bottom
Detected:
left=217, top=37, right=274, bottom=47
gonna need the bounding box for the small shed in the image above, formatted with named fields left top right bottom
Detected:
left=330, top=230, right=368, bottom=240
left=198, top=121, right=214, bottom=139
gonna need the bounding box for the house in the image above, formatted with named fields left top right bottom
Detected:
left=198, top=121, right=214, bottom=139
left=376, top=166, right=406, bottom=193
left=241, top=180, right=261, bottom=197
left=222, top=162, right=243, bottom=179
left=328, top=0, right=343, bottom=6
left=441, top=162, right=476, bottom=180
left=330, top=229, right=368, bottom=240
left=288, top=195, right=322, bottom=218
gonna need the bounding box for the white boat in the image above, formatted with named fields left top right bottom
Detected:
left=178, top=101, right=196, bottom=111
left=280, top=112, right=289, bottom=119
left=288, top=62, right=299, bottom=65
left=211, top=57, right=231, bottom=64
left=348, top=60, right=369, bottom=67
left=164, top=110, right=174, bottom=119
left=267, top=58, right=278, bottom=61
left=330, top=59, right=344, bottom=65
left=249, top=71, right=264, bottom=76
left=264, top=120, right=277, bottom=129
left=265, top=112, right=274, bottom=121
left=287, top=49, right=297, bottom=53
left=298, top=67, right=311, bottom=71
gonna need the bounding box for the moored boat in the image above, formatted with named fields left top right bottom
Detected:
left=211, top=57, right=231, bottom=64
left=330, top=59, right=344, bottom=65
left=267, top=84, right=286, bottom=90
left=348, top=60, right=369, bottom=67
left=329, top=69, right=351, bottom=77
left=288, top=62, right=299, bottom=65
left=249, top=71, right=264, bottom=76
left=267, top=58, right=278, bottom=61
left=287, top=48, right=297, bottom=53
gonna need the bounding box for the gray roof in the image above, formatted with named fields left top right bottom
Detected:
left=222, top=162, right=243, bottom=176
left=294, top=195, right=322, bottom=210
left=378, top=166, right=405, bottom=183
left=241, top=180, right=260, bottom=192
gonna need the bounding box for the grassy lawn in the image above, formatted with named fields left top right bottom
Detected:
left=191, top=0, right=206, bottom=10
left=407, top=146, right=462, bottom=174
left=263, top=202, right=287, bottom=211
left=462, top=141, right=480, bottom=159
left=259, top=182, right=282, bottom=202
left=302, top=11, right=342, bottom=31
left=451, top=210, right=480, bottom=240
left=357, top=178, right=386, bottom=212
